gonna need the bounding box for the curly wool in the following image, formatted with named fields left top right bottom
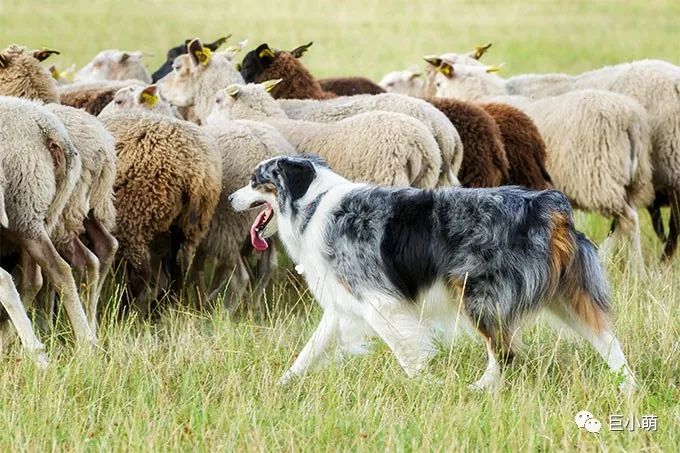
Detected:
left=427, top=98, right=508, bottom=187
left=0, top=45, right=59, bottom=103
left=99, top=111, right=221, bottom=272
left=478, top=102, right=552, bottom=190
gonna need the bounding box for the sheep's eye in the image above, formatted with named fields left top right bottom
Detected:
left=215, top=98, right=221, bottom=104
left=115, top=99, right=123, bottom=105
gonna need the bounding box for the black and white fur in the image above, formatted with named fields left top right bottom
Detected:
left=229, top=156, right=637, bottom=392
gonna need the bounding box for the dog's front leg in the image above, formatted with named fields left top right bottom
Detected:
left=278, top=311, right=339, bottom=385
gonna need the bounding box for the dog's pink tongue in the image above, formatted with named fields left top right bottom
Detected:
left=250, top=207, right=271, bottom=251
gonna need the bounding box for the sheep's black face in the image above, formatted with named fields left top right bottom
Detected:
left=240, top=43, right=275, bottom=83
left=151, top=42, right=187, bottom=82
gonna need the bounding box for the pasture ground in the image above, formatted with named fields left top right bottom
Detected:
left=0, top=0, right=679, bottom=450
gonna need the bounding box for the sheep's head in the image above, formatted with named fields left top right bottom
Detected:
left=0, top=45, right=60, bottom=102
left=378, top=69, right=425, bottom=97
left=433, top=43, right=493, bottom=67
left=100, top=84, right=176, bottom=117
left=423, top=58, right=505, bottom=101
left=205, top=79, right=282, bottom=125
left=151, top=34, right=233, bottom=83
left=239, top=43, right=278, bottom=83
left=74, top=49, right=151, bottom=83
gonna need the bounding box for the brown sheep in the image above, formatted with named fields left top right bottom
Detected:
left=428, top=98, right=509, bottom=187
left=59, top=80, right=145, bottom=116
left=99, top=111, right=221, bottom=308
left=479, top=102, right=552, bottom=189
left=318, top=77, right=386, bottom=96
left=240, top=42, right=509, bottom=188
left=0, top=45, right=60, bottom=102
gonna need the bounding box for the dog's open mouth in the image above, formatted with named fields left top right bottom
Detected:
left=250, top=203, right=276, bottom=251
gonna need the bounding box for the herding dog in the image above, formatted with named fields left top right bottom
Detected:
left=229, top=155, right=637, bottom=392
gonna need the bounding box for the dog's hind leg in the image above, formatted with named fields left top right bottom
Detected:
left=364, top=298, right=436, bottom=378
left=547, top=301, right=637, bottom=395
left=278, top=310, right=339, bottom=385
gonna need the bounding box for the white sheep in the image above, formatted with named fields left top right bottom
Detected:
left=378, top=68, right=426, bottom=97
left=209, top=81, right=443, bottom=189
left=99, top=84, right=180, bottom=118
left=278, top=93, right=463, bottom=186
left=75, top=49, right=151, bottom=83
left=0, top=96, right=95, bottom=347
left=428, top=63, right=654, bottom=269
left=157, top=38, right=244, bottom=124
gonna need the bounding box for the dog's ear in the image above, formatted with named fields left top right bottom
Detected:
left=276, top=158, right=316, bottom=201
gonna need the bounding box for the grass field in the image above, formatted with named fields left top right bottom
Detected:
left=1, top=0, right=680, bottom=450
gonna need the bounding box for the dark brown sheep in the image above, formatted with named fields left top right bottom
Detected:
left=479, top=102, right=553, bottom=190
left=428, top=98, right=509, bottom=187
left=318, top=77, right=385, bottom=96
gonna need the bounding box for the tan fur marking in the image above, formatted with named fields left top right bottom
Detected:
left=571, top=288, right=607, bottom=332
left=548, top=212, right=575, bottom=293
left=255, top=182, right=277, bottom=195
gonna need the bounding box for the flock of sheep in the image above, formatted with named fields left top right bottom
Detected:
left=0, top=36, right=678, bottom=366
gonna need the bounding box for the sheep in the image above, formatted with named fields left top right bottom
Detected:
left=98, top=111, right=221, bottom=309
left=207, top=81, right=442, bottom=189
left=378, top=68, right=426, bottom=97
left=99, top=84, right=180, bottom=118
left=279, top=94, right=463, bottom=186
left=101, top=86, right=292, bottom=304
left=494, top=59, right=680, bottom=259
left=428, top=62, right=654, bottom=268
left=380, top=63, right=553, bottom=190
left=44, top=104, right=118, bottom=333
left=318, top=77, right=386, bottom=96
left=58, top=79, right=146, bottom=116
left=151, top=35, right=244, bottom=83
left=157, top=38, right=244, bottom=124
left=0, top=45, right=60, bottom=102
left=0, top=44, right=119, bottom=331
left=0, top=168, right=49, bottom=366
left=75, top=50, right=151, bottom=83
left=0, top=96, right=96, bottom=347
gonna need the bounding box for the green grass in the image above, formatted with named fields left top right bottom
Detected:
left=1, top=0, right=680, bottom=450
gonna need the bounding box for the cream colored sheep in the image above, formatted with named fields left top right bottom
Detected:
left=75, top=49, right=151, bottom=83
left=209, top=82, right=442, bottom=189
left=429, top=63, right=654, bottom=269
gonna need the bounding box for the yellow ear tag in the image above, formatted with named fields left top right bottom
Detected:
left=195, top=47, right=212, bottom=65
left=140, top=91, right=158, bottom=108
left=49, top=66, right=61, bottom=80
left=439, top=65, right=453, bottom=77
left=258, top=48, right=276, bottom=59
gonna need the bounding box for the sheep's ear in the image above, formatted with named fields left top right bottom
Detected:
left=471, top=43, right=492, bottom=60
left=188, top=38, right=211, bottom=66
left=33, top=48, right=60, bottom=62
left=225, top=39, right=248, bottom=54
left=485, top=64, right=503, bottom=73
left=409, top=72, right=423, bottom=80
left=257, top=44, right=276, bottom=60
left=423, top=55, right=443, bottom=68
left=225, top=84, right=241, bottom=98
left=261, top=79, right=282, bottom=92
left=0, top=53, right=7, bottom=68
left=290, top=42, right=313, bottom=58
left=207, top=35, right=231, bottom=51
left=139, top=85, right=159, bottom=108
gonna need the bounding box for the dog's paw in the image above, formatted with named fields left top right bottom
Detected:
left=468, top=373, right=501, bottom=392
left=277, top=371, right=296, bottom=386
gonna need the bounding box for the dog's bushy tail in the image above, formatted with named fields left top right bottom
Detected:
left=562, top=232, right=611, bottom=332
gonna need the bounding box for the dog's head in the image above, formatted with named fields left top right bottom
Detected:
left=229, top=155, right=328, bottom=250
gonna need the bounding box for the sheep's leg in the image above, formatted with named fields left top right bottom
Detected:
left=18, top=250, right=42, bottom=309
left=251, top=242, right=277, bottom=303
left=20, top=229, right=96, bottom=348
left=127, top=250, right=153, bottom=316
left=647, top=194, right=666, bottom=242
left=600, top=207, right=644, bottom=274
left=68, top=237, right=100, bottom=335
left=83, top=216, right=118, bottom=308
left=663, top=190, right=680, bottom=260
left=0, top=268, right=48, bottom=367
